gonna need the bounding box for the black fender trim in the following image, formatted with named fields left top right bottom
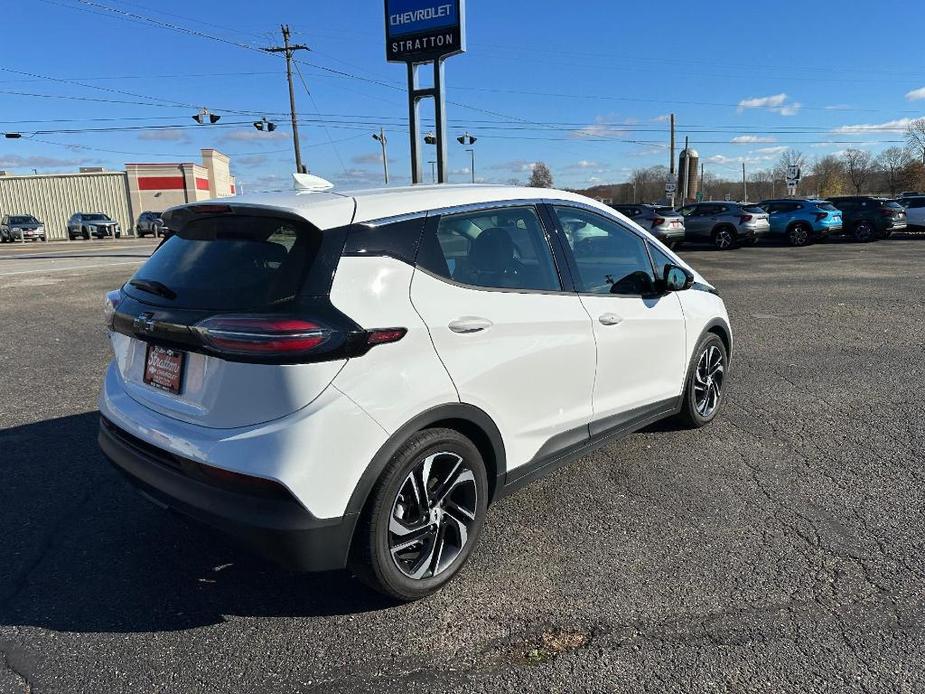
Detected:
left=340, top=403, right=507, bottom=555
left=696, top=317, right=733, bottom=369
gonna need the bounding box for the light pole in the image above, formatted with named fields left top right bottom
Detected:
left=372, top=128, right=389, bottom=184
left=457, top=132, right=477, bottom=183
left=427, top=160, right=436, bottom=183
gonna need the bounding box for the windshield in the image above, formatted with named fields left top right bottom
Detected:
left=83, top=214, right=110, bottom=221
left=123, top=214, right=325, bottom=310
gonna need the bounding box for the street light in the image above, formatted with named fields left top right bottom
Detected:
left=424, top=131, right=436, bottom=145
left=457, top=132, right=477, bottom=184
left=427, top=160, right=437, bottom=183
left=372, top=128, right=389, bottom=184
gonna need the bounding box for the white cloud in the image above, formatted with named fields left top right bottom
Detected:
left=221, top=128, right=289, bottom=143
left=905, top=87, right=925, bottom=101
left=489, top=160, right=538, bottom=172
left=0, top=154, right=91, bottom=169
left=737, top=93, right=800, bottom=116
left=572, top=114, right=631, bottom=139
left=773, top=102, right=801, bottom=116
left=754, top=146, right=788, bottom=155
left=352, top=152, right=386, bottom=165
left=737, top=93, right=788, bottom=111
left=565, top=160, right=601, bottom=170
left=825, top=104, right=853, bottom=111
left=652, top=114, right=671, bottom=122
left=731, top=135, right=777, bottom=144
left=831, top=117, right=916, bottom=134
left=138, top=128, right=190, bottom=143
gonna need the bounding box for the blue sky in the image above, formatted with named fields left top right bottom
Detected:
left=3, top=0, right=924, bottom=191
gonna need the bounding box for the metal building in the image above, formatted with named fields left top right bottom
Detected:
left=0, top=171, right=132, bottom=241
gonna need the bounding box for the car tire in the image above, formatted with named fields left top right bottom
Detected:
left=676, top=332, right=728, bottom=429
left=880, top=228, right=894, bottom=239
left=349, top=427, right=488, bottom=601
left=788, top=222, right=811, bottom=247
left=853, top=221, right=875, bottom=243
left=668, top=240, right=681, bottom=251
left=82, top=228, right=90, bottom=240
left=712, top=226, right=736, bottom=250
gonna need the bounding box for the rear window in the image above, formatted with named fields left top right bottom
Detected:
left=742, top=205, right=766, bottom=214
left=814, top=202, right=838, bottom=211
left=124, top=215, right=326, bottom=310
left=654, top=207, right=676, bottom=215
left=9, top=216, right=34, bottom=224
left=881, top=201, right=904, bottom=209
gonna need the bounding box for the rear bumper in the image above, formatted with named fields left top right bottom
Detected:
left=98, top=416, right=355, bottom=571
left=652, top=227, right=685, bottom=241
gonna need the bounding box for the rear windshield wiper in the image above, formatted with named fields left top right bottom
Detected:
left=129, top=278, right=177, bottom=300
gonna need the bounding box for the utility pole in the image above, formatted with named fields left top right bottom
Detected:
left=669, top=114, right=676, bottom=207
left=263, top=25, right=309, bottom=174
left=465, top=149, right=475, bottom=183
left=373, top=128, right=389, bottom=184
left=742, top=162, right=747, bottom=202
left=428, top=160, right=437, bottom=183
left=700, top=162, right=704, bottom=201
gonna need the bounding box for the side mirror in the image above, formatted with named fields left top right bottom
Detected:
left=663, top=264, right=694, bottom=292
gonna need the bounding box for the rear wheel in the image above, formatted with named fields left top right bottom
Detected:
left=676, top=333, right=728, bottom=428
left=350, top=428, right=488, bottom=601
left=788, top=222, right=811, bottom=247
left=668, top=240, right=682, bottom=251
left=712, top=226, right=736, bottom=250
left=853, top=220, right=875, bottom=242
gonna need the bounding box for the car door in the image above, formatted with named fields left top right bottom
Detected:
left=410, top=203, right=597, bottom=472
left=547, top=204, right=687, bottom=435
left=681, top=204, right=711, bottom=239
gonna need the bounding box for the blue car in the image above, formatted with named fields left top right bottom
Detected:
left=757, top=199, right=843, bottom=246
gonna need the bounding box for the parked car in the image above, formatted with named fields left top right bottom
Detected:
left=0, top=214, right=46, bottom=242
left=757, top=199, right=843, bottom=246
left=98, top=183, right=732, bottom=600
left=901, top=195, right=925, bottom=228
left=826, top=196, right=906, bottom=241
left=68, top=213, right=121, bottom=240
left=611, top=204, right=686, bottom=248
left=135, top=211, right=164, bottom=237
left=676, top=201, right=770, bottom=249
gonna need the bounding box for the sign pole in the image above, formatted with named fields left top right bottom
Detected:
left=407, top=63, right=422, bottom=184
left=433, top=59, right=448, bottom=184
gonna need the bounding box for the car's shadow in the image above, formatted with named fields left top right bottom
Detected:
left=0, top=413, right=395, bottom=634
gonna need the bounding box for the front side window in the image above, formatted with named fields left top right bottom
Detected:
left=419, top=206, right=560, bottom=291
left=553, top=206, right=655, bottom=296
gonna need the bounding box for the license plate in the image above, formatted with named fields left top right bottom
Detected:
left=143, top=344, right=185, bottom=395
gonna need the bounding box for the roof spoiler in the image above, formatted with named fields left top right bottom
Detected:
left=293, top=173, right=334, bottom=192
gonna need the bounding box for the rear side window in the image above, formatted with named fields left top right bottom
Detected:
left=125, top=214, right=328, bottom=310
left=906, top=198, right=925, bottom=209
left=418, top=206, right=561, bottom=291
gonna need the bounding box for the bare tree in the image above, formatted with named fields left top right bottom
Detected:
left=906, top=118, right=925, bottom=165
left=528, top=162, right=554, bottom=188
left=811, top=155, right=845, bottom=198
left=842, top=149, right=873, bottom=194
left=876, top=147, right=911, bottom=196
left=774, top=149, right=807, bottom=185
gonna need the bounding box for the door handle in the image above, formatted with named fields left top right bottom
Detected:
left=598, top=313, right=623, bottom=326
left=448, top=317, right=493, bottom=334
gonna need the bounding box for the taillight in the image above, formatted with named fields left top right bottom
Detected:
left=815, top=212, right=828, bottom=221
left=652, top=217, right=666, bottom=226
left=195, top=316, right=329, bottom=357
left=740, top=215, right=753, bottom=223
left=192, top=315, right=407, bottom=361
left=103, top=289, right=121, bottom=329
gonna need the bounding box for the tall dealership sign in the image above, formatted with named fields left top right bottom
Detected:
left=385, top=0, right=466, bottom=184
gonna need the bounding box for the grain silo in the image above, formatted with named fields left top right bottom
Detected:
left=678, top=142, right=700, bottom=202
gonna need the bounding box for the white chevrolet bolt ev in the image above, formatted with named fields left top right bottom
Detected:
left=98, top=182, right=732, bottom=600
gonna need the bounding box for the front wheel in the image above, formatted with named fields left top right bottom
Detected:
left=676, top=333, right=728, bottom=428
left=350, top=428, right=488, bottom=601
left=788, top=223, right=811, bottom=247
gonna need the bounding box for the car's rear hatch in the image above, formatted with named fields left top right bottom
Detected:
left=881, top=201, right=907, bottom=227
left=653, top=207, right=684, bottom=231
left=741, top=205, right=770, bottom=228
left=109, top=203, right=355, bottom=429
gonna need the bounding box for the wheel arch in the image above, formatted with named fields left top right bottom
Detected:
left=703, top=317, right=733, bottom=365
left=344, top=403, right=507, bottom=522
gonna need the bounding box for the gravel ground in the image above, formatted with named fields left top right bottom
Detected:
left=0, top=236, right=923, bottom=693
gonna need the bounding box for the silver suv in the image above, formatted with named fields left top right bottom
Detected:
left=678, top=202, right=770, bottom=250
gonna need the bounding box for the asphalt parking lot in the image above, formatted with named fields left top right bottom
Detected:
left=1, top=234, right=923, bottom=693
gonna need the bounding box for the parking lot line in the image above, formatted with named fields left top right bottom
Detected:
left=0, top=260, right=145, bottom=277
